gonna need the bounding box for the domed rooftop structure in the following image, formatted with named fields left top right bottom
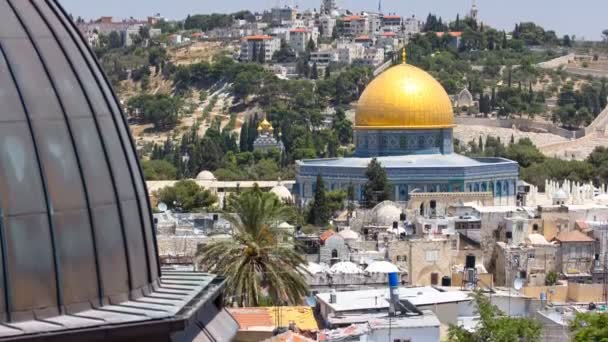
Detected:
left=270, top=184, right=293, bottom=202
left=355, top=63, right=454, bottom=130
left=554, top=188, right=569, bottom=200
left=0, top=1, right=237, bottom=340
left=371, top=201, right=402, bottom=226
left=338, top=228, right=359, bottom=241
left=196, top=170, right=217, bottom=181
left=365, top=261, right=400, bottom=274
left=329, top=261, right=363, bottom=274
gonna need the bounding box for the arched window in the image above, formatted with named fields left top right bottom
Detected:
left=331, top=249, right=338, bottom=258
left=420, top=203, right=424, bottom=215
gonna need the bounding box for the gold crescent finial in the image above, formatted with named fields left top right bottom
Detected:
left=401, top=47, right=406, bottom=64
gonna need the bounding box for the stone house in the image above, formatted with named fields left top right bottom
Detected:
left=388, top=237, right=453, bottom=286
left=494, top=234, right=558, bottom=287
left=320, top=232, right=349, bottom=265
left=553, top=230, right=596, bottom=283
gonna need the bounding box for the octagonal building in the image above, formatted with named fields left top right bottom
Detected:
left=295, top=58, right=519, bottom=205
left=0, top=1, right=236, bottom=341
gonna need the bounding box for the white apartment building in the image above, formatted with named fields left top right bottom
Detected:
left=239, top=35, right=281, bottom=62
left=310, top=49, right=338, bottom=64
left=368, top=13, right=383, bottom=37
left=337, top=42, right=365, bottom=64
left=319, top=16, right=336, bottom=38
left=341, top=15, right=369, bottom=37
left=404, top=15, right=422, bottom=37
left=362, top=47, right=385, bottom=66
left=289, top=28, right=318, bottom=53
left=382, top=14, right=402, bottom=33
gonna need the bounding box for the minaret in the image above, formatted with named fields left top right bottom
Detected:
left=378, top=0, right=382, bottom=13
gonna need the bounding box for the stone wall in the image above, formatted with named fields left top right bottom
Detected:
left=454, top=117, right=584, bottom=139
left=388, top=238, right=454, bottom=286
left=522, top=285, right=568, bottom=303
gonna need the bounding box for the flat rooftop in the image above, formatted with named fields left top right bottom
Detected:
left=316, top=286, right=470, bottom=313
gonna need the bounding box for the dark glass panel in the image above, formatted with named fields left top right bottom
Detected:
left=69, top=118, right=115, bottom=206
left=0, top=123, right=46, bottom=215
left=97, top=117, right=136, bottom=201
left=33, top=38, right=90, bottom=118
left=0, top=50, right=26, bottom=122
left=52, top=208, right=97, bottom=305
left=121, top=200, right=148, bottom=289
left=0, top=39, right=62, bottom=120
left=31, top=120, right=87, bottom=211
left=0, top=1, right=27, bottom=39
left=91, top=204, right=129, bottom=297
left=5, top=213, right=56, bottom=313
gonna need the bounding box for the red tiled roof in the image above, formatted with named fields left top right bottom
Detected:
left=262, top=331, right=316, bottom=342
left=290, top=28, right=309, bottom=33
left=244, top=35, right=274, bottom=40
left=355, top=35, right=371, bottom=41
left=381, top=32, right=397, bottom=37
left=228, top=308, right=273, bottom=330
left=436, top=31, right=462, bottom=38
left=342, top=15, right=363, bottom=21
left=554, top=230, right=595, bottom=243
left=319, top=229, right=335, bottom=242
left=383, top=15, right=401, bottom=19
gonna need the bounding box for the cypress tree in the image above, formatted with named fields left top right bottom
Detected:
left=239, top=121, right=249, bottom=152
left=478, top=136, right=484, bottom=152
left=308, top=174, right=330, bottom=226
left=600, top=81, right=608, bottom=110
left=324, top=64, right=331, bottom=79
left=491, top=87, right=497, bottom=109
left=311, top=62, right=319, bottom=79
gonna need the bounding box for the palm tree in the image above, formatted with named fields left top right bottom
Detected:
left=197, top=188, right=309, bottom=307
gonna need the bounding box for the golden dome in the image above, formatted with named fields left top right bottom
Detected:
left=356, top=63, right=454, bottom=129
left=257, top=118, right=273, bottom=132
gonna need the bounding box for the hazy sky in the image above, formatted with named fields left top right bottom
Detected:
left=59, top=0, right=606, bottom=41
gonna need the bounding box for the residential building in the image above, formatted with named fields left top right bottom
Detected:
left=494, top=234, right=558, bottom=287
left=271, top=6, right=297, bottom=25
left=122, top=24, right=142, bottom=46
left=403, top=15, right=422, bottom=37
left=437, top=31, right=463, bottom=49
left=310, top=49, right=338, bottom=64
left=382, top=14, right=402, bottom=32
left=289, top=28, right=314, bottom=53
left=388, top=237, right=454, bottom=286
left=336, top=42, right=365, bottom=64
left=341, top=15, right=369, bottom=37
left=377, top=31, right=399, bottom=52
left=319, top=15, right=336, bottom=38
left=554, top=230, right=596, bottom=283
left=354, top=35, right=374, bottom=48
left=362, top=47, right=385, bottom=66
left=239, top=35, right=281, bottom=62
left=368, top=13, right=383, bottom=37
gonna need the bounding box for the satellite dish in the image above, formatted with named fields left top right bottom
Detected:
left=157, top=202, right=168, bottom=212
left=513, top=277, right=523, bottom=290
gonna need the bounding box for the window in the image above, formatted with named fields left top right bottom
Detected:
left=430, top=272, right=439, bottom=285
left=331, top=249, right=338, bottom=258
left=528, top=252, right=535, bottom=259
left=426, top=250, right=438, bottom=262
left=451, top=239, right=458, bottom=250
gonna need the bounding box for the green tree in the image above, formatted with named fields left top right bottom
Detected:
left=326, top=190, right=347, bottom=214
left=448, top=290, right=542, bottom=342
left=570, top=312, right=608, bottom=341
left=506, top=138, right=546, bottom=167
left=108, top=31, right=122, bottom=49
left=363, top=158, right=391, bottom=208
left=156, top=180, right=217, bottom=212
left=545, top=271, right=558, bottom=286
left=333, top=107, right=353, bottom=145
left=197, top=189, right=307, bottom=306
left=308, top=174, right=331, bottom=226
left=310, top=62, right=319, bottom=79
left=142, top=159, right=177, bottom=180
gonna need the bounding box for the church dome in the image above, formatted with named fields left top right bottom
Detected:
left=0, top=0, right=158, bottom=322
left=355, top=63, right=454, bottom=129
left=196, top=170, right=217, bottom=181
